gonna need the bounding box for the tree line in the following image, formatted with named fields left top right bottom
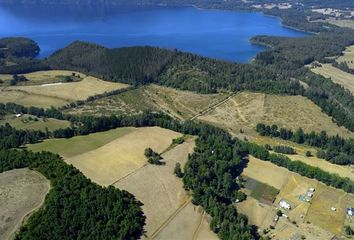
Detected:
left=256, top=123, right=354, bottom=165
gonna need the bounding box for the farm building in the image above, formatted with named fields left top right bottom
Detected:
left=279, top=199, right=291, bottom=210
left=347, top=207, right=354, bottom=216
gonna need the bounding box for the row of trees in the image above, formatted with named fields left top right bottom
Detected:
left=256, top=123, right=354, bottom=165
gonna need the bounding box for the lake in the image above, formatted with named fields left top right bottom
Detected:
left=0, top=4, right=307, bottom=62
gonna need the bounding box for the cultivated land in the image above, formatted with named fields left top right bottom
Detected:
left=0, top=71, right=129, bottom=108
left=239, top=156, right=354, bottom=239
left=337, top=45, right=354, bottom=69
left=0, top=169, right=50, bottom=240
left=115, top=138, right=216, bottom=239
left=28, top=126, right=217, bottom=239
left=0, top=70, right=84, bottom=85
left=310, top=63, right=354, bottom=94
left=197, top=92, right=354, bottom=139
left=65, top=84, right=227, bottom=119
left=0, top=114, right=70, bottom=131
left=253, top=135, right=354, bottom=181
left=27, top=127, right=135, bottom=158
left=63, top=127, right=181, bottom=186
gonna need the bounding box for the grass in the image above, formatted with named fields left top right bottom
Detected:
left=309, top=63, right=354, bottom=94
left=250, top=181, right=279, bottom=203
left=0, top=114, right=70, bottom=131
left=65, top=84, right=227, bottom=119
left=27, top=127, right=135, bottom=158
left=66, top=127, right=181, bottom=186
left=0, top=70, right=84, bottom=86
left=198, top=92, right=354, bottom=139
left=337, top=45, right=354, bottom=69
left=0, top=71, right=129, bottom=108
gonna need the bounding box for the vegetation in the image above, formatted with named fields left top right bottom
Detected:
left=273, top=145, right=296, bottom=155
left=0, top=37, right=39, bottom=58
left=256, top=123, right=354, bottom=165
left=172, top=137, right=184, bottom=145
left=145, top=147, right=164, bottom=165
left=174, top=162, right=183, bottom=178
left=0, top=149, right=145, bottom=239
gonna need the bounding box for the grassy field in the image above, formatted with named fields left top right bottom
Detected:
left=65, top=84, right=227, bottom=119
left=115, top=138, right=217, bottom=239
left=65, top=127, right=181, bottom=186
left=325, top=18, right=354, bottom=30
left=0, top=169, right=49, bottom=240
left=337, top=45, right=354, bottom=69
left=250, top=181, right=279, bottom=203
left=310, top=63, right=354, bottom=94
left=198, top=92, right=354, bottom=139
left=240, top=156, right=352, bottom=239
left=27, top=127, right=135, bottom=158
left=0, top=114, right=70, bottom=131
left=0, top=71, right=129, bottom=108
left=0, top=70, right=84, bottom=85
left=253, top=135, right=354, bottom=181
left=243, top=156, right=290, bottom=189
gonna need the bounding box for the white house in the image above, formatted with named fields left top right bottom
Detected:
left=279, top=200, right=291, bottom=210
left=15, top=113, right=22, bottom=118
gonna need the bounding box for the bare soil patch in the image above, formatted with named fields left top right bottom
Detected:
left=0, top=169, right=50, bottom=240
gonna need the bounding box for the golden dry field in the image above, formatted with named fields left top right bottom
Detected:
left=0, top=70, right=129, bottom=108
left=310, top=63, right=354, bottom=94
left=197, top=92, right=354, bottom=138
left=337, top=45, right=354, bottom=69
left=0, top=169, right=50, bottom=240
left=64, top=127, right=181, bottom=186
left=0, top=114, right=70, bottom=131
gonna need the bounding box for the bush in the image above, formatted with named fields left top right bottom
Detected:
left=273, top=145, right=296, bottom=155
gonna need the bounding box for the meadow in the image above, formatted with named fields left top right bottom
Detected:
left=0, top=114, right=70, bottom=131
left=0, top=70, right=129, bottom=108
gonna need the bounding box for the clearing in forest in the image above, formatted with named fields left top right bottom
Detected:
left=65, top=84, right=227, bottom=119
left=310, top=63, right=354, bottom=94
left=0, top=71, right=129, bottom=108
left=0, top=169, right=50, bottom=240
left=337, top=45, right=354, bottom=69
left=0, top=114, right=70, bottom=131
left=197, top=92, right=354, bottom=138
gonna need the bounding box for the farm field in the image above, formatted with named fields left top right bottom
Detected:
left=0, top=70, right=84, bottom=85
left=0, top=169, right=50, bottom=240
left=27, top=127, right=135, bottom=158
left=197, top=92, right=354, bottom=138
left=309, top=63, right=354, bottom=94
left=64, top=127, right=181, bottom=186
left=0, top=114, right=70, bottom=131
left=337, top=45, right=354, bottom=69
left=253, top=135, right=354, bottom=181
left=66, top=84, right=227, bottom=119
left=115, top=138, right=217, bottom=239
left=240, top=156, right=353, bottom=239
left=0, top=71, right=129, bottom=108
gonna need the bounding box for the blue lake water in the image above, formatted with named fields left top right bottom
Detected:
left=0, top=4, right=307, bottom=62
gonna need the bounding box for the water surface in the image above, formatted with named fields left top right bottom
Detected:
left=0, top=4, right=307, bottom=62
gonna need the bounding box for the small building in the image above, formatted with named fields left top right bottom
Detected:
left=279, top=200, right=291, bottom=210
left=347, top=207, right=354, bottom=216
left=15, top=113, right=22, bottom=118
left=309, top=187, right=315, bottom=192
left=331, top=207, right=336, bottom=211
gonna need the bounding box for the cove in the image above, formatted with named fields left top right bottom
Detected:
left=0, top=4, right=307, bottom=62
